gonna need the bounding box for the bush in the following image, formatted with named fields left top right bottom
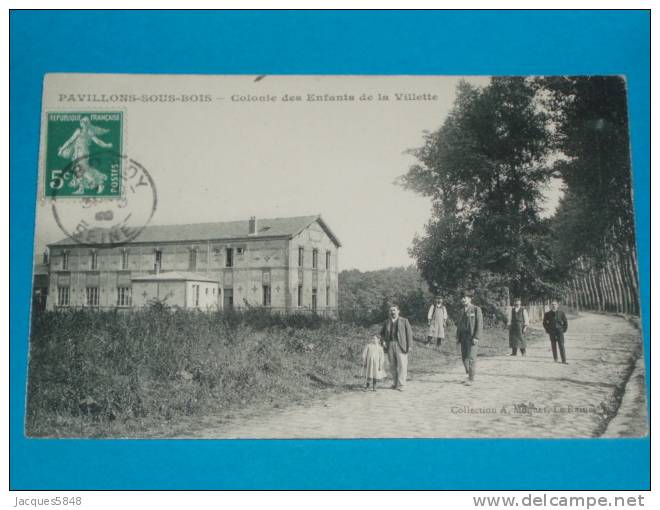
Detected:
left=25, top=306, right=370, bottom=437
left=26, top=298, right=508, bottom=437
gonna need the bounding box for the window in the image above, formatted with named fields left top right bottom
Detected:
left=312, top=249, right=318, bottom=269
left=117, top=287, right=132, bottom=307
left=192, top=284, right=200, bottom=307
left=326, top=285, right=330, bottom=307
left=298, top=247, right=304, bottom=267
left=297, top=285, right=303, bottom=307
left=213, top=288, right=216, bottom=296
left=205, top=287, right=209, bottom=295
left=57, top=286, right=70, bottom=306
left=326, top=251, right=331, bottom=270
left=312, top=288, right=318, bottom=312
left=154, top=250, right=162, bottom=271
left=121, top=250, right=129, bottom=270
left=263, top=285, right=271, bottom=307
left=62, top=251, right=69, bottom=270
left=86, top=287, right=99, bottom=307
left=90, top=251, right=98, bottom=270
left=226, top=248, right=234, bottom=268
left=189, top=248, right=197, bottom=271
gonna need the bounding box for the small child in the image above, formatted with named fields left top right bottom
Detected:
left=362, top=334, right=386, bottom=391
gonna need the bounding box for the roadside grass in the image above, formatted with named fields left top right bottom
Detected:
left=25, top=307, right=521, bottom=438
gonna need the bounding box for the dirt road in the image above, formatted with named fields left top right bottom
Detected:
left=192, top=313, right=647, bottom=438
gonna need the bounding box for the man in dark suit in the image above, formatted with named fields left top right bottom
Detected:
left=456, top=291, right=483, bottom=385
left=543, top=300, right=569, bottom=363
left=381, top=304, right=414, bottom=391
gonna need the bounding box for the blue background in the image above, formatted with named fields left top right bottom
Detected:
left=10, top=10, right=650, bottom=490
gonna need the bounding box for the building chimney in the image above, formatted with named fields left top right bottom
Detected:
left=249, top=216, right=257, bottom=235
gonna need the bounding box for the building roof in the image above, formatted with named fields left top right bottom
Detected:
left=131, top=271, right=219, bottom=283
left=51, top=215, right=342, bottom=247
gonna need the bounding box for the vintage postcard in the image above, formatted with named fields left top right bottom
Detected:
left=27, top=74, right=647, bottom=439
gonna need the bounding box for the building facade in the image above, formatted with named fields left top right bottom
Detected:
left=45, top=215, right=341, bottom=315
left=131, top=272, right=220, bottom=310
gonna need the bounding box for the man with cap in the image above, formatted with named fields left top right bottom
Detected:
left=456, top=291, right=483, bottom=385
left=543, top=300, right=569, bottom=363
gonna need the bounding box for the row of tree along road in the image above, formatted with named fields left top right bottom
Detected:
left=395, top=76, right=639, bottom=316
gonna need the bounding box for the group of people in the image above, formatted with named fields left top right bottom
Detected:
left=508, top=298, right=569, bottom=364
left=361, top=293, right=570, bottom=391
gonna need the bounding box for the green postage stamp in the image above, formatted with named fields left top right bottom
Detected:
left=43, top=111, right=123, bottom=198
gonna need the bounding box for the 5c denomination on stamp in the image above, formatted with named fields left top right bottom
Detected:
left=44, top=111, right=123, bottom=198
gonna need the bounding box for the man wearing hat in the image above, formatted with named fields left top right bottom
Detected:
left=456, top=291, right=483, bottom=385
left=381, top=303, right=414, bottom=391
left=543, top=300, right=569, bottom=363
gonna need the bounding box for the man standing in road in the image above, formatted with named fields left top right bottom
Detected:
left=543, top=300, right=569, bottom=364
left=509, top=298, right=530, bottom=356
left=427, top=296, right=448, bottom=350
left=381, top=304, right=414, bottom=391
left=456, top=291, right=483, bottom=385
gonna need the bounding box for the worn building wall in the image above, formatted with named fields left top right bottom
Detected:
left=46, top=221, right=338, bottom=314
left=288, top=221, right=339, bottom=315
left=200, top=238, right=290, bottom=310
left=185, top=280, right=219, bottom=310
left=47, top=239, right=291, bottom=310
left=132, top=281, right=159, bottom=307
left=132, top=280, right=187, bottom=308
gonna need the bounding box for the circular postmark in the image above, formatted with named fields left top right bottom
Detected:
left=51, top=152, right=157, bottom=246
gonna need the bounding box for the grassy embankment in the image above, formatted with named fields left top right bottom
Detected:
left=26, top=306, right=524, bottom=437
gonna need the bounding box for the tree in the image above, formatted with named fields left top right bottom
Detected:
left=338, top=266, right=432, bottom=324
left=541, top=76, right=636, bottom=263
left=400, top=77, right=556, bottom=300
left=538, top=76, right=639, bottom=313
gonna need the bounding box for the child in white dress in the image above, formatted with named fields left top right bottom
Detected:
left=362, top=335, right=386, bottom=391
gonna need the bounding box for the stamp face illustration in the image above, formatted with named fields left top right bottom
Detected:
left=44, top=112, right=123, bottom=198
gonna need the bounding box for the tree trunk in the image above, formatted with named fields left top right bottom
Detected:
left=601, top=268, right=611, bottom=311
left=598, top=270, right=609, bottom=312
left=572, top=279, right=580, bottom=313
left=612, top=257, right=625, bottom=313
left=604, top=267, right=614, bottom=312
left=581, top=274, right=593, bottom=310
left=602, top=265, right=614, bottom=312
left=582, top=276, right=590, bottom=310
left=624, top=245, right=640, bottom=315
left=590, top=270, right=602, bottom=311
left=620, top=254, right=634, bottom=314
left=598, top=269, right=607, bottom=312
left=613, top=256, right=629, bottom=314
left=577, top=260, right=589, bottom=309
left=594, top=270, right=604, bottom=311
left=606, top=262, right=620, bottom=313
left=630, top=243, right=640, bottom=284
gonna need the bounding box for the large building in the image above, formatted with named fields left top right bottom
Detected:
left=45, top=215, right=341, bottom=315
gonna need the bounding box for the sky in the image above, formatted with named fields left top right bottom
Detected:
left=34, top=74, right=562, bottom=271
